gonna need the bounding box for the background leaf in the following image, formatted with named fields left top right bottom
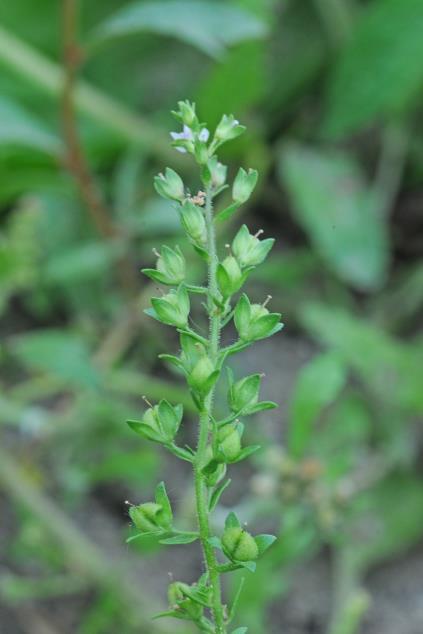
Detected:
left=92, top=1, right=267, bottom=59
left=324, top=0, right=423, bottom=136
left=278, top=142, right=389, bottom=290
left=288, top=352, right=347, bottom=458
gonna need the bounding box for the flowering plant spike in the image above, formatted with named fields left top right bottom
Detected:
left=126, top=101, right=282, bottom=633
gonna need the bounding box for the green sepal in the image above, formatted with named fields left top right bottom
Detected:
left=159, top=532, right=199, bottom=545
left=231, top=628, right=248, bottom=634
left=158, top=400, right=183, bottom=439
left=254, top=534, right=277, bottom=556
left=209, top=478, right=232, bottom=512
left=215, top=201, right=240, bottom=223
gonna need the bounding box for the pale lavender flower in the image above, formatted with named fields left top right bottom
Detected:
left=170, top=125, right=209, bottom=152
left=199, top=128, right=210, bottom=142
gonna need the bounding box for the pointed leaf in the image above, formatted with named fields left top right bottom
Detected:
left=154, top=482, right=173, bottom=525
left=225, top=512, right=241, bottom=529
left=216, top=201, right=241, bottom=222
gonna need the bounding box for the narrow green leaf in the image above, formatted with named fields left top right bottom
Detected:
left=159, top=532, right=198, bottom=545
left=230, top=445, right=261, bottom=463
left=229, top=577, right=245, bottom=624
left=209, top=478, right=232, bottom=512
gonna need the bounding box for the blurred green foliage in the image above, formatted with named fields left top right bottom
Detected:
left=0, top=0, right=422, bottom=633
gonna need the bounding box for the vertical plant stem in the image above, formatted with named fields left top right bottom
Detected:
left=194, top=188, right=226, bottom=633
left=62, top=0, right=138, bottom=297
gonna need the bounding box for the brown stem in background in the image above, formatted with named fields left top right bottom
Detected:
left=62, top=0, right=138, bottom=296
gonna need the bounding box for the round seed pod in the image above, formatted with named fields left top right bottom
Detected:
left=222, top=526, right=259, bottom=562
left=129, top=502, right=163, bottom=533
left=218, top=423, right=241, bottom=461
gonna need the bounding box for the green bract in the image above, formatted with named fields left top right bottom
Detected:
left=179, top=200, right=207, bottom=249
left=127, top=103, right=280, bottom=633
left=142, top=245, right=186, bottom=285
left=127, top=399, right=183, bottom=444
left=234, top=294, right=283, bottom=342
left=232, top=225, right=274, bottom=268
left=214, top=114, right=246, bottom=143
left=149, top=284, right=190, bottom=328
left=154, top=167, right=185, bottom=201
left=232, top=168, right=258, bottom=203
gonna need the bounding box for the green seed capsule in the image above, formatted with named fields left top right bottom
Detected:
left=221, top=526, right=259, bottom=562
left=129, top=502, right=163, bottom=533
left=218, top=423, right=241, bottom=461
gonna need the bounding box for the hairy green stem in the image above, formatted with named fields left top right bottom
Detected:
left=194, top=188, right=226, bottom=633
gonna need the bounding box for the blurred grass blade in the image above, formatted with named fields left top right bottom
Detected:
left=0, top=24, right=170, bottom=156
left=324, top=0, right=423, bottom=136
left=278, top=142, right=389, bottom=291
left=0, top=96, right=62, bottom=156
left=92, top=1, right=267, bottom=59
left=11, top=330, right=100, bottom=389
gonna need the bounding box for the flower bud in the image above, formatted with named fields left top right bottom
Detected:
left=221, top=526, right=259, bottom=562
left=229, top=374, right=261, bottom=413
left=127, top=399, right=183, bottom=445
left=154, top=168, right=185, bottom=201
left=172, top=100, right=197, bottom=127
left=217, top=423, right=241, bottom=462
left=232, top=225, right=274, bottom=268
left=150, top=285, right=190, bottom=328
left=194, top=139, right=209, bottom=165
left=168, top=582, right=203, bottom=620
left=217, top=255, right=243, bottom=298
left=215, top=114, right=245, bottom=142
left=180, top=200, right=207, bottom=248
left=234, top=294, right=283, bottom=342
left=129, top=502, right=165, bottom=533
left=142, top=245, right=185, bottom=286
left=232, top=168, right=258, bottom=204
left=207, top=156, right=227, bottom=189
